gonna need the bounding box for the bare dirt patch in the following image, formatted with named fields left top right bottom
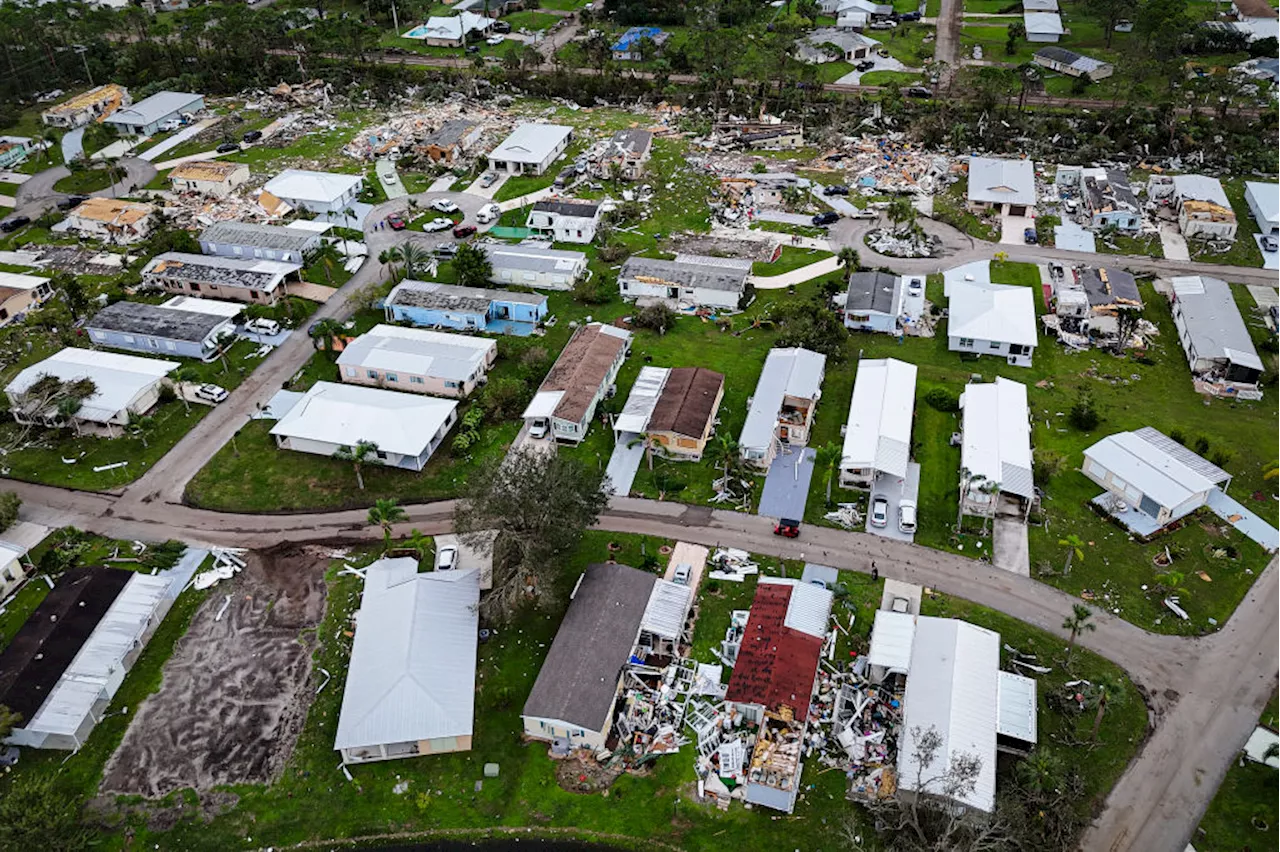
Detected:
left=100, top=544, right=328, bottom=798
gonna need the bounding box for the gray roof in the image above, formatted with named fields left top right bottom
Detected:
left=1083, top=429, right=1224, bottom=510
left=532, top=200, right=601, bottom=219
left=484, top=244, right=587, bottom=275
left=200, top=220, right=319, bottom=253
left=522, top=563, right=656, bottom=732
left=620, top=255, right=749, bottom=293
left=333, top=559, right=480, bottom=751
left=1084, top=169, right=1138, bottom=214
left=1034, top=46, right=1110, bottom=75
left=1172, top=174, right=1232, bottom=209
left=142, top=252, right=299, bottom=292
left=740, top=348, right=826, bottom=452
left=421, top=119, right=476, bottom=148
left=86, top=300, right=231, bottom=342
left=607, top=128, right=653, bottom=157
left=1170, top=276, right=1263, bottom=371
left=489, top=123, right=572, bottom=165
left=1077, top=267, right=1142, bottom=308
left=385, top=280, right=547, bottom=313
left=845, top=271, right=900, bottom=314
left=968, top=157, right=1036, bottom=206
left=106, top=91, right=202, bottom=126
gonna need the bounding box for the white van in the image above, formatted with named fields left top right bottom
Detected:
left=476, top=203, right=500, bottom=225
left=245, top=317, right=281, bottom=337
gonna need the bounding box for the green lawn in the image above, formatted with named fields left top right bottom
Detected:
left=751, top=245, right=833, bottom=276
left=1097, top=231, right=1164, bottom=259
left=1196, top=692, right=1279, bottom=852
left=26, top=530, right=1145, bottom=851
left=1185, top=178, right=1267, bottom=268
left=503, top=10, right=560, bottom=30
left=52, top=166, right=117, bottom=194
left=861, top=69, right=924, bottom=86
left=875, top=22, right=936, bottom=66
left=750, top=219, right=826, bottom=239
left=0, top=181, right=17, bottom=197
left=933, top=178, right=1001, bottom=241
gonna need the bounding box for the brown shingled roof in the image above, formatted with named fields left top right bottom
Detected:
left=1234, top=0, right=1272, bottom=18
left=647, top=367, right=724, bottom=439
left=540, top=324, right=628, bottom=423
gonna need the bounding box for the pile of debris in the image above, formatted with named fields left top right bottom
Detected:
left=823, top=137, right=959, bottom=196
left=824, top=502, right=865, bottom=530
left=706, top=549, right=759, bottom=584
left=190, top=548, right=247, bottom=591
left=866, top=227, right=938, bottom=258
left=813, top=668, right=903, bottom=802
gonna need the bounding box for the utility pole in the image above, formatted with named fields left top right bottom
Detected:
left=73, top=44, right=93, bottom=87
left=391, top=0, right=399, bottom=34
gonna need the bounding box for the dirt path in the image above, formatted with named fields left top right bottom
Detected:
left=100, top=544, right=328, bottom=798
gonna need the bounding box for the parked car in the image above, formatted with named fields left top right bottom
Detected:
left=869, top=19, right=897, bottom=29
left=528, top=420, right=550, bottom=439
left=464, top=45, right=479, bottom=54
left=56, top=195, right=88, bottom=210
left=897, top=499, right=917, bottom=534
left=480, top=171, right=499, bottom=188
left=431, top=198, right=459, bottom=214
left=1263, top=234, right=1279, bottom=252
left=672, top=563, right=692, bottom=586
left=245, top=317, right=281, bottom=337
left=812, top=211, right=840, bottom=226
left=870, top=496, right=890, bottom=528
left=386, top=212, right=406, bottom=231
left=216, top=141, right=240, bottom=153
left=0, top=216, right=30, bottom=233
left=876, top=46, right=890, bottom=58
left=476, top=203, right=500, bottom=224
left=493, top=21, right=511, bottom=33
left=1049, top=261, right=1065, bottom=280
left=433, top=243, right=459, bottom=258
left=435, top=545, right=458, bottom=571
left=1024, top=227, right=1038, bottom=245
left=453, top=224, right=477, bottom=238
left=383, top=170, right=398, bottom=184
left=158, top=118, right=182, bottom=133
left=242, top=130, right=263, bottom=143
left=195, top=383, right=229, bottom=404
left=486, top=35, right=505, bottom=45
left=905, top=86, right=934, bottom=98
left=823, top=184, right=850, bottom=196
left=854, top=60, right=876, bottom=72
left=424, top=217, right=454, bottom=232
left=900, top=10, right=921, bottom=20
left=773, top=518, right=801, bottom=538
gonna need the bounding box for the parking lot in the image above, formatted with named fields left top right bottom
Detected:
left=865, top=462, right=920, bottom=543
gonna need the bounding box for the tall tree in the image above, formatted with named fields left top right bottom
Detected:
left=309, top=317, right=346, bottom=354
left=367, top=498, right=407, bottom=551
left=837, top=246, right=861, bottom=283
left=453, top=242, right=493, bottom=288
left=332, top=439, right=382, bottom=490
left=0, top=771, right=92, bottom=852
left=1085, top=0, right=1135, bottom=47
left=305, top=242, right=344, bottom=286
left=1062, top=603, right=1096, bottom=663
left=814, top=441, right=842, bottom=506
left=1059, top=533, right=1085, bottom=575
left=454, top=447, right=609, bottom=619
left=0, top=492, right=20, bottom=534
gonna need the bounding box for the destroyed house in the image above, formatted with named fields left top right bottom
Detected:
left=843, top=271, right=904, bottom=334
left=522, top=323, right=631, bottom=443
left=41, top=84, right=130, bottom=129
left=0, top=137, right=32, bottom=169
left=1078, top=267, right=1141, bottom=311
left=1156, top=175, right=1237, bottom=241
left=1083, top=169, right=1139, bottom=231
left=614, top=366, right=726, bottom=462
left=383, top=280, right=547, bottom=336
left=724, top=577, right=833, bottom=813
left=592, top=129, right=653, bottom=180
left=142, top=252, right=299, bottom=305
left=85, top=300, right=237, bottom=361
left=169, top=160, right=250, bottom=198
left=199, top=220, right=321, bottom=264
left=334, top=559, right=480, bottom=764
left=618, top=255, right=751, bottom=311
left=739, top=347, right=826, bottom=468
left=1169, top=276, right=1262, bottom=390
left=1032, top=46, right=1114, bottom=80
left=63, top=198, right=155, bottom=244
left=418, top=119, right=481, bottom=163
left=522, top=563, right=658, bottom=751
left=526, top=200, right=602, bottom=245
left=484, top=244, right=587, bottom=291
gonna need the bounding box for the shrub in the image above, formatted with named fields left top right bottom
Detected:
left=1033, top=450, right=1066, bottom=488
left=633, top=302, right=678, bottom=334
left=0, top=492, right=19, bottom=533
left=1193, top=435, right=1210, bottom=455
left=924, top=387, right=959, bottom=412
left=1169, top=429, right=1186, bottom=445
left=1068, top=390, right=1100, bottom=431
left=1209, top=449, right=1233, bottom=469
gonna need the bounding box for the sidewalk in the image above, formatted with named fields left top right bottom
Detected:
left=749, top=255, right=840, bottom=289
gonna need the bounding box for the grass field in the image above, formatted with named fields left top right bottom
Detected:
left=751, top=245, right=833, bottom=276
left=1196, top=692, right=1280, bottom=852
left=52, top=166, right=117, bottom=194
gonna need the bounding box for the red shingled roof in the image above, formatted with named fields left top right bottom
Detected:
left=725, top=582, right=824, bottom=722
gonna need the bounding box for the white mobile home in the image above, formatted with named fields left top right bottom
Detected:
left=484, top=244, right=587, bottom=291
left=1082, top=427, right=1230, bottom=528
left=4, top=348, right=177, bottom=435
left=739, top=348, right=826, bottom=469
left=522, top=323, right=631, bottom=443
left=618, top=254, right=751, bottom=311
left=488, top=124, right=573, bottom=176
left=945, top=262, right=1037, bottom=367
left=958, top=378, right=1033, bottom=518
left=839, top=358, right=917, bottom=489
left=337, top=325, right=497, bottom=398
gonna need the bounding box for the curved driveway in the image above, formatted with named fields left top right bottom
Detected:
left=12, top=157, right=158, bottom=219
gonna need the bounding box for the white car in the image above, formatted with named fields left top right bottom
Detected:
left=431, top=198, right=460, bottom=214
left=486, top=35, right=505, bottom=45
left=898, top=500, right=918, bottom=534
left=869, top=19, right=897, bottom=29
left=383, top=171, right=398, bottom=184
left=528, top=421, right=550, bottom=440
left=870, top=496, right=890, bottom=528
left=476, top=203, right=501, bottom=224
left=195, top=383, right=228, bottom=403
left=424, top=217, right=454, bottom=232
left=435, top=546, right=458, bottom=571
left=245, top=317, right=281, bottom=336
left=158, top=119, right=182, bottom=133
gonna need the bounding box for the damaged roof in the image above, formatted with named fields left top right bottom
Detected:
left=620, top=255, right=749, bottom=293
left=522, top=563, right=656, bottom=732
left=532, top=200, right=601, bottom=219
left=844, top=271, right=900, bottom=314
left=421, top=118, right=476, bottom=148
left=69, top=197, right=154, bottom=226
left=169, top=160, right=244, bottom=182
left=1077, top=267, right=1142, bottom=309
left=527, top=323, right=631, bottom=424
left=1084, top=169, right=1138, bottom=213
left=142, top=251, right=300, bottom=292
left=386, top=280, right=547, bottom=313
left=648, top=367, right=725, bottom=438
left=86, top=300, right=231, bottom=342
left=200, top=220, right=319, bottom=253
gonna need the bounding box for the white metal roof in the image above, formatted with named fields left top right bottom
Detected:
left=27, top=573, right=171, bottom=736
left=1171, top=276, right=1264, bottom=371
left=947, top=277, right=1038, bottom=348
left=739, top=348, right=826, bottom=452
left=270, top=381, right=458, bottom=457
left=485, top=244, right=587, bottom=275
left=1246, top=182, right=1279, bottom=227
left=1023, top=10, right=1064, bottom=34
left=0, top=270, right=50, bottom=291
left=160, top=295, right=244, bottom=318
left=105, top=91, right=201, bottom=126
left=640, top=578, right=694, bottom=640
left=333, top=558, right=480, bottom=751
left=262, top=169, right=362, bottom=205
left=337, top=325, right=496, bottom=383
left=868, top=609, right=916, bottom=675
left=967, top=156, right=1036, bottom=206
left=761, top=576, right=834, bottom=638
left=1084, top=430, right=1218, bottom=510
left=523, top=390, right=564, bottom=420
left=959, top=378, right=1033, bottom=500
left=1171, top=174, right=1231, bottom=209
left=898, top=616, right=1000, bottom=813
left=615, top=365, right=669, bottom=434
left=489, top=123, right=573, bottom=165
left=5, top=348, right=178, bottom=423
left=841, top=357, right=916, bottom=478
left=996, top=671, right=1038, bottom=744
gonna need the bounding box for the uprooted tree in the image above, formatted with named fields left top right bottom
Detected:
left=453, top=447, right=609, bottom=621
left=1, top=374, right=98, bottom=452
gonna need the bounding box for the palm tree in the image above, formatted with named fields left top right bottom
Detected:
left=332, top=440, right=382, bottom=490
left=340, top=207, right=357, bottom=257
left=405, top=528, right=433, bottom=563
left=56, top=397, right=84, bottom=435
left=127, top=414, right=155, bottom=448
left=305, top=242, right=344, bottom=286
left=1059, top=533, right=1085, bottom=575
left=367, top=498, right=408, bottom=551
left=1062, top=603, right=1096, bottom=664
left=1015, top=747, right=1063, bottom=797
left=887, top=196, right=917, bottom=234
left=814, top=442, right=841, bottom=506
left=309, top=317, right=345, bottom=355
left=214, top=330, right=237, bottom=373
left=705, top=434, right=742, bottom=489
left=170, top=365, right=197, bottom=413
left=1088, top=675, right=1124, bottom=742
left=837, top=246, right=860, bottom=285
left=399, top=242, right=431, bottom=280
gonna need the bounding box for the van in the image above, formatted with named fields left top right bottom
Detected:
left=476, top=203, right=500, bottom=224
left=245, top=317, right=281, bottom=337
left=897, top=500, right=918, bottom=534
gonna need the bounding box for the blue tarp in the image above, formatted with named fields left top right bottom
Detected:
left=613, top=26, right=663, bottom=51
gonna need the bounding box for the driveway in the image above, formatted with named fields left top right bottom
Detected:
left=376, top=158, right=408, bottom=199
left=139, top=117, right=221, bottom=162
left=1000, top=213, right=1035, bottom=245
left=834, top=55, right=912, bottom=85
left=12, top=157, right=158, bottom=218
left=236, top=325, right=292, bottom=347
left=61, top=127, right=85, bottom=162
left=465, top=172, right=506, bottom=198
left=1252, top=233, right=1278, bottom=270
left=992, top=517, right=1030, bottom=576
left=757, top=446, right=816, bottom=520
left=604, top=433, right=645, bottom=495
left=1158, top=222, right=1190, bottom=261
left=865, top=463, right=920, bottom=543
left=755, top=209, right=816, bottom=227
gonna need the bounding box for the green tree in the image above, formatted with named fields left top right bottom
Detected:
left=837, top=246, right=861, bottom=283
left=399, top=242, right=432, bottom=279
left=367, top=497, right=408, bottom=551
left=169, top=365, right=198, bottom=413
left=0, top=771, right=92, bottom=851
left=405, top=528, right=434, bottom=562
left=53, top=272, right=89, bottom=319
left=1062, top=603, right=1096, bottom=663
left=0, top=491, right=20, bottom=533
left=454, top=447, right=609, bottom=620
left=814, top=441, right=842, bottom=505
left=309, top=317, right=346, bottom=354
left=126, top=413, right=156, bottom=448
left=1005, top=20, right=1026, bottom=56
left=887, top=196, right=917, bottom=233
left=453, top=242, right=493, bottom=288
left=1088, top=675, right=1125, bottom=742
left=305, top=242, right=344, bottom=286
left=332, top=439, right=382, bottom=490
left=1059, top=533, right=1085, bottom=575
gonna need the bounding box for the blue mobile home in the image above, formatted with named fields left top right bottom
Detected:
left=383, top=280, right=547, bottom=336
left=85, top=299, right=237, bottom=361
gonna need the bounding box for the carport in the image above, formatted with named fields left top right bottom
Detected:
left=757, top=446, right=816, bottom=520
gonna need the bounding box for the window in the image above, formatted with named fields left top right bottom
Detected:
left=250, top=290, right=259, bottom=300
left=165, top=341, right=176, bottom=351
left=410, top=376, right=424, bottom=384
left=849, top=313, right=871, bottom=323
left=190, top=283, right=200, bottom=291
left=367, top=370, right=379, bottom=379
left=253, top=249, right=262, bottom=258
left=386, top=373, right=398, bottom=382
left=445, top=380, right=460, bottom=389
left=621, top=281, right=629, bottom=290
left=376, top=450, right=388, bottom=460
left=233, top=246, right=243, bottom=256
left=523, top=273, right=536, bottom=282
left=92, top=331, right=105, bottom=341
left=122, top=335, right=135, bottom=344
left=345, top=367, right=356, bottom=377
left=989, top=340, right=1002, bottom=350
left=958, top=337, right=974, bottom=348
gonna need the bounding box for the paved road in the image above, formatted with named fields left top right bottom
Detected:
left=933, top=0, right=963, bottom=83
left=11, top=157, right=158, bottom=220
left=3, top=477, right=1276, bottom=851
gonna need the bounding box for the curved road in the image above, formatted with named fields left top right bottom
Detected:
left=12, top=157, right=158, bottom=220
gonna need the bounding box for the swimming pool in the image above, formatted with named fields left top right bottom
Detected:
left=402, top=25, right=431, bottom=39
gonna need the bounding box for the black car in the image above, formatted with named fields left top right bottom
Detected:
left=0, top=216, right=30, bottom=233
left=812, top=211, right=840, bottom=226
left=855, top=59, right=876, bottom=71
left=905, top=86, right=934, bottom=98
left=216, top=141, right=240, bottom=153
left=823, top=184, right=850, bottom=196
left=900, top=10, right=921, bottom=20
left=242, top=130, right=263, bottom=143
left=56, top=194, right=88, bottom=210
left=493, top=21, right=511, bottom=33
left=464, top=44, right=479, bottom=54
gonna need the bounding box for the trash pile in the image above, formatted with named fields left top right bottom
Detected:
left=865, top=227, right=939, bottom=258
left=823, top=137, right=959, bottom=196
left=706, top=549, right=759, bottom=584
left=811, top=668, right=904, bottom=802
left=824, top=502, right=865, bottom=529
left=341, top=102, right=511, bottom=162
left=190, top=548, right=247, bottom=591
